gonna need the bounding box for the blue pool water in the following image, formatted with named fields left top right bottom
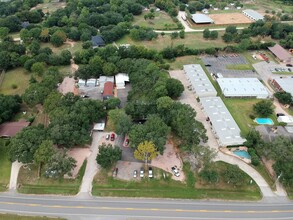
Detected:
left=233, top=150, right=251, bottom=159
left=255, top=118, right=274, bottom=125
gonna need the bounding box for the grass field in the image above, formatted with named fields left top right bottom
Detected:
left=0, top=68, right=30, bottom=95
left=243, top=0, right=293, bottom=13
left=17, top=160, right=86, bottom=195
left=92, top=162, right=261, bottom=200
left=117, top=32, right=229, bottom=50
left=40, top=41, right=82, bottom=55
left=133, top=11, right=178, bottom=30
left=0, top=140, right=11, bottom=192
left=168, top=56, right=198, bottom=70
left=0, top=214, right=64, bottom=220
left=226, top=63, right=254, bottom=70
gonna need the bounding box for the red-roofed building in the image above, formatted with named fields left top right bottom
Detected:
left=0, top=120, right=30, bottom=138
left=102, top=81, right=114, bottom=100
left=268, top=44, right=292, bottom=63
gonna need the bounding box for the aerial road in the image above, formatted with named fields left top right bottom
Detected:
left=0, top=193, right=292, bottom=220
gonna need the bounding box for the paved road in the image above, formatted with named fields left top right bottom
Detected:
left=0, top=193, right=292, bottom=220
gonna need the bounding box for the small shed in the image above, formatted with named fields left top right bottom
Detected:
left=103, top=81, right=114, bottom=100
left=91, top=36, right=105, bottom=49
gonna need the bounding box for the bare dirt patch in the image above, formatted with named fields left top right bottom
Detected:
left=58, top=76, right=78, bottom=95
left=66, top=148, right=91, bottom=178
left=209, top=13, right=252, bottom=25
left=151, top=139, right=185, bottom=181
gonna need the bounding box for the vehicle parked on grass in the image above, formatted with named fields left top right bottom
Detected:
left=133, top=170, right=137, bottom=178
left=171, top=166, right=180, bottom=177
left=140, top=168, right=144, bottom=178
left=106, top=134, right=110, bottom=140
left=110, top=133, right=115, bottom=141
left=148, top=167, right=153, bottom=178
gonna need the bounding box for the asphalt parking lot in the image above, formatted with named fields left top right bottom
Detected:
left=79, top=85, right=103, bottom=100
left=202, top=55, right=259, bottom=78
left=117, top=84, right=131, bottom=108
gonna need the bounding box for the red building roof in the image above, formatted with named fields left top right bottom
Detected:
left=0, top=121, right=30, bottom=138
left=103, top=81, right=114, bottom=96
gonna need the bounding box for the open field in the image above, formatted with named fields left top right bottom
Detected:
left=17, top=160, right=86, bottom=195
left=243, top=0, right=293, bottom=13
left=0, top=140, right=11, bottom=192
left=31, top=0, right=66, bottom=14
left=209, top=13, right=253, bottom=25
left=0, top=214, right=64, bottom=220
left=92, top=162, right=261, bottom=200
left=0, top=68, right=30, bottom=95
left=40, top=41, right=82, bottom=55
left=133, top=11, right=178, bottom=30
left=168, top=56, right=198, bottom=70
left=117, top=32, right=229, bottom=50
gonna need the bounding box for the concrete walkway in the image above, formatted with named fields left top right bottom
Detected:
left=169, top=70, right=287, bottom=199
left=9, top=161, right=23, bottom=191
left=77, top=131, right=103, bottom=198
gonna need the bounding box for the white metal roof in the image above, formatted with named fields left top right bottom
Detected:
left=242, top=9, right=264, bottom=20
left=200, top=97, right=246, bottom=146
left=278, top=116, right=293, bottom=125
left=93, top=123, right=105, bottom=131
left=217, top=78, right=269, bottom=98
left=273, top=78, right=293, bottom=97
left=183, top=64, right=217, bottom=98
left=191, top=14, right=214, bottom=23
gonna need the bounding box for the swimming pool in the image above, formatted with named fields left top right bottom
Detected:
left=233, top=150, right=251, bottom=159
left=255, top=118, right=274, bottom=125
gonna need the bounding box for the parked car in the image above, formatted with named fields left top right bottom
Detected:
left=286, top=64, right=292, bottom=67
left=276, top=113, right=285, bottom=117
left=106, top=134, right=110, bottom=140
left=133, top=170, right=137, bottom=178
left=81, top=94, right=89, bottom=98
left=125, top=138, right=129, bottom=146
left=110, top=133, right=115, bottom=141
left=140, top=168, right=144, bottom=178
left=148, top=167, right=153, bottom=178
left=171, top=166, right=180, bottom=177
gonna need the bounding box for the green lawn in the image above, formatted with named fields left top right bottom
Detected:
left=117, top=32, right=229, bottom=51
left=40, top=41, right=82, bottom=55
left=0, top=214, right=64, bottom=220
left=0, top=139, right=11, bottom=192
left=168, top=56, right=198, bottom=70
left=226, top=63, right=253, bottom=70
left=243, top=0, right=293, bottom=13
left=0, top=68, right=31, bottom=95
left=133, top=11, right=178, bottom=30
left=92, top=162, right=261, bottom=200
left=17, top=160, right=86, bottom=195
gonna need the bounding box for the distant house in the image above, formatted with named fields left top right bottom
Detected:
left=0, top=121, right=30, bottom=138
left=191, top=14, right=214, bottom=24
left=91, top=36, right=105, bottom=49
left=268, top=44, right=292, bottom=63
left=256, top=125, right=293, bottom=142
left=102, top=81, right=114, bottom=100
left=242, top=9, right=264, bottom=21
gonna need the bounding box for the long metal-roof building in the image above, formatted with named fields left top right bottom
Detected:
left=200, top=97, right=246, bottom=146
left=217, top=78, right=270, bottom=99
left=242, top=9, right=264, bottom=21
left=183, top=64, right=217, bottom=98
left=191, top=14, right=214, bottom=24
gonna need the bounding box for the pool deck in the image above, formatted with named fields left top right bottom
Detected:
left=220, top=146, right=251, bottom=164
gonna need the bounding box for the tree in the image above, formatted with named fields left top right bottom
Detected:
left=203, top=28, right=210, bottom=39
left=108, top=109, right=132, bottom=135
left=50, top=30, right=67, bottom=47
left=165, top=78, right=184, bottom=99
left=210, top=30, right=218, bottom=40
left=34, top=140, right=55, bottom=177
left=253, top=100, right=274, bottom=117
left=31, top=62, right=46, bottom=75
left=0, top=94, right=21, bottom=123
left=105, top=97, right=121, bottom=110
left=134, top=141, right=158, bottom=166
left=0, top=27, right=9, bottom=40
left=96, top=144, right=122, bottom=169
left=223, top=165, right=245, bottom=186
left=179, top=30, right=185, bottom=39
left=199, top=168, right=219, bottom=184
left=274, top=92, right=292, bottom=105
left=222, top=33, right=234, bottom=43
left=44, top=151, right=76, bottom=178
left=225, top=25, right=237, bottom=34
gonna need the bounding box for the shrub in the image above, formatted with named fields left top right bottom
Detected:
left=11, top=84, right=18, bottom=89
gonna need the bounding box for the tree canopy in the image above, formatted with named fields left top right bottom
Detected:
left=96, top=144, right=122, bottom=169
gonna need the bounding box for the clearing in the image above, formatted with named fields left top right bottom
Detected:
left=133, top=11, right=178, bottom=30
left=209, top=13, right=252, bottom=25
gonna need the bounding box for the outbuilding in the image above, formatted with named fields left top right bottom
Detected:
left=242, top=9, right=264, bottom=21
left=191, top=14, right=214, bottom=24
left=91, top=36, right=106, bottom=49
left=115, top=73, right=129, bottom=89
left=268, top=44, right=292, bottom=63
left=217, top=78, right=270, bottom=99
left=183, top=64, right=217, bottom=98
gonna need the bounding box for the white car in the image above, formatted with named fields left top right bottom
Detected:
left=171, top=166, right=180, bottom=177
left=140, top=168, right=144, bottom=178
left=148, top=167, right=153, bottom=178
left=133, top=170, right=137, bottom=178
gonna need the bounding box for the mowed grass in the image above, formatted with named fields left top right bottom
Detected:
left=117, top=32, right=229, bottom=50
left=0, top=68, right=30, bottom=95
left=40, top=41, right=82, bottom=55
left=223, top=98, right=259, bottom=135
left=244, top=0, right=293, bottom=13
left=17, top=160, right=87, bottom=195
left=133, top=11, right=178, bottom=30
left=168, top=55, right=198, bottom=70
left=0, top=140, right=11, bottom=192
left=226, top=63, right=253, bottom=70
left=0, top=214, right=65, bottom=220
left=92, top=162, right=261, bottom=200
